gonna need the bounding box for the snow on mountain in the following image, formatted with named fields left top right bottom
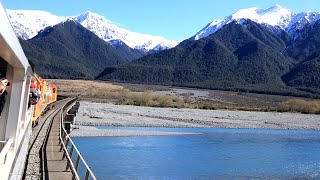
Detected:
left=7, top=10, right=178, bottom=52
left=6, top=10, right=65, bottom=40
left=287, top=11, right=320, bottom=40
left=194, top=5, right=320, bottom=41
left=7, top=6, right=320, bottom=52
left=194, top=5, right=293, bottom=40
left=71, top=11, right=178, bottom=52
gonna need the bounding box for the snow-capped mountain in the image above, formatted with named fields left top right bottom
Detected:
left=287, top=11, right=320, bottom=40
left=71, top=11, right=178, bottom=52
left=6, top=10, right=65, bottom=40
left=7, top=10, right=178, bottom=52
left=194, top=5, right=320, bottom=41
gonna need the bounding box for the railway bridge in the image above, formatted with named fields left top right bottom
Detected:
left=23, top=98, right=96, bottom=180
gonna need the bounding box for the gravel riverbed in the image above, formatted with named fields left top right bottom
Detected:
left=70, top=101, right=320, bottom=137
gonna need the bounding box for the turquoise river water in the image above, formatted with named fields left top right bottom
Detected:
left=73, top=127, right=320, bottom=180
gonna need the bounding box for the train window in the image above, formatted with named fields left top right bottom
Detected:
left=0, top=57, right=8, bottom=77
left=0, top=57, right=8, bottom=116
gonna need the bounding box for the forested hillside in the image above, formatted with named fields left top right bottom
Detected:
left=97, top=20, right=309, bottom=96
left=19, top=18, right=320, bottom=97
left=21, top=20, right=128, bottom=79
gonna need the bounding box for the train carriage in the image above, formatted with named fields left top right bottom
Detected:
left=0, top=2, right=34, bottom=179
left=31, top=74, right=57, bottom=125
left=0, top=3, right=57, bottom=179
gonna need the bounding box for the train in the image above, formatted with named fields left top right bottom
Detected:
left=30, top=74, right=58, bottom=126
left=0, top=2, right=58, bottom=179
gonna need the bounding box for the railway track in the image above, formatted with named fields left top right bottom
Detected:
left=22, top=99, right=70, bottom=180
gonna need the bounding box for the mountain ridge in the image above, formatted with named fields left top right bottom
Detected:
left=8, top=5, right=320, bottom=54
left=13, top=6, right=320, bottom=97
left=193, top=5, right=320, bottom=42
left=97, top=20, right=296, bottom=93
left=7, top=9, right=178, bottom=53
left=20, top=20, right=128, bottom=79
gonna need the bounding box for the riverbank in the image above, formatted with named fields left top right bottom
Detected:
left=69, top=101, right=320, bottom=137
left=49, top=79, right=319, bottom=111
left=70, top=126, right=201, bottom=137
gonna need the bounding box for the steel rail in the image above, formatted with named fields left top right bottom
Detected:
left=40, top=107, right=59, bottom=180
left=23, top=98, right=69, bottom=179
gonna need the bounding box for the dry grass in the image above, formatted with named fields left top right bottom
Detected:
left=50, top=79, right=122, bottom=90
left=280, top=99, right=320, bottom=114
left=116, top=90, right=188, bottom=108
left=49, top=79, right=187, bottom=107
left=48, top=79, right=320, bottom=114
left=47, top=79, right=123, bottom=98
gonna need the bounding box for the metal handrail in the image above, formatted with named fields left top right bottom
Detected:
left=59, top=98, right=97, bottom=180
left=60, top=132, right=81, bottom=180
left=0, top=139, right=13, bottom=164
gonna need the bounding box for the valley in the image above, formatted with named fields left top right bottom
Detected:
left=4, top=2, right=320, bottom=180
left=12, top=5, right=320, bottom=112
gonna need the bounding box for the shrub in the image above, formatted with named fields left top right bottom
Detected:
left=116, top=90, right=188, bottom=108
left=280, top=99, right=320, bottom=114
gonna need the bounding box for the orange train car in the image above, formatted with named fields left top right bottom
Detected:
left=31, top=74, right=57, bottom=125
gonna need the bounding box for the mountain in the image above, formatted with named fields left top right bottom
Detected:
left=7, top=10, right=179, bottom=54
left=12, top=6, right=320, bottom=96
left=7, top=10, right=65, bottom=40
left=285, top=20, right=320, bottom=62
left=72, top=11, right=179, bottom=53
left=287, top=11, right=320, bottom=40
left=97, top=20, right=300, bottom=95
left=193, top=5, right=320, bottom=42
left=283, top=50, right=320, bottom=91
left=20, top=20, right=128, bottom=79
left=109, top=39, right=145, bottom=61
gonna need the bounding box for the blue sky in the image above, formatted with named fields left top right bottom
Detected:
left=2, top=0, right=320, bottom=40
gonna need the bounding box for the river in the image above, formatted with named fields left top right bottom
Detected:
left=73, top=127, right=320, bottom=179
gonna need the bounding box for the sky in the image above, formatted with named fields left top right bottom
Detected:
left=2, top=0, right=320, bottom=41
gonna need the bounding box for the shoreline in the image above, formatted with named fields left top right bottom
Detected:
left=70, top=101, right=320, bottom=137
left=70, top=126, right=202, bottom=137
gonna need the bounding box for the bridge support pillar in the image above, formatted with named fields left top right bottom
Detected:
left=68, top=109, right=77, bottom=117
